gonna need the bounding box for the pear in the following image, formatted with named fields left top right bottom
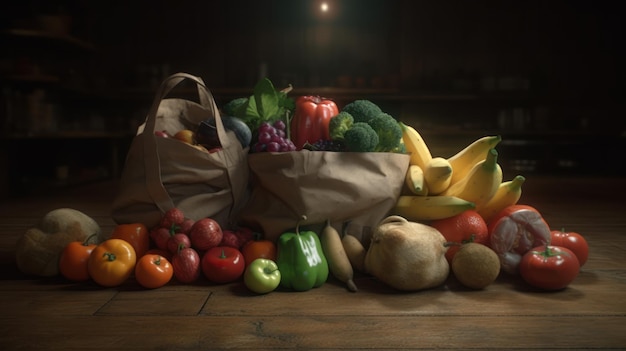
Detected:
left=364, top=215, right=449, bottom=291
left=451, top=242, right=500, bottom=289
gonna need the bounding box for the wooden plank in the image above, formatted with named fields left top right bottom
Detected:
left=199, top=274, right=626, bottom=318
left=0, top=315, right=625, bottom=350
left=0, top=289, right=116, bottom=316
left=95, top=289, right=212, bottom=316
left=2, top=268, right=623, bottom=319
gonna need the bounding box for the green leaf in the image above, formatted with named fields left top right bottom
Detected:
left=242, top=95, right=260, bottom=119
left=253, top=78, right=280, bottom=119
left=233, top=78, right=296, bottom=131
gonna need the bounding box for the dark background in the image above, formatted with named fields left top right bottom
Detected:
left=1, top=0, right=624, bottom=197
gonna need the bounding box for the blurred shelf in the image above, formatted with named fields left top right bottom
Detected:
left=1, top=74, right=61, bottom=84
left=418, top=128, right=624, bottom=138
left=110, top=85, right=536, bottom=102
left=1, top=131, right=133, bottom=140
left=1, top=28, right=96, bottom=51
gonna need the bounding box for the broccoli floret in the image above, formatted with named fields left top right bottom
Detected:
left=221, top=97, right=248, bottom=117
left=329, top=112, right=354, bottom=140
left=367, top=113, right=403, bottom=152
left=341, top=100, right=383, bottom=123
left=343, top=122, right=379, bottom=152
left=390, top=141, right=407, bottom=154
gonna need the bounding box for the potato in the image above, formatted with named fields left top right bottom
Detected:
left=15, top=208, right=101, bottom=277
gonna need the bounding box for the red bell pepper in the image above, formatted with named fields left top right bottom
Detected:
left=290, top=96, right=339, bottom=150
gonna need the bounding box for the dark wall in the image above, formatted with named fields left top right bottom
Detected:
left=5, top=0, right=623, bottom=96
left=83, top=0, right=624, bottom=96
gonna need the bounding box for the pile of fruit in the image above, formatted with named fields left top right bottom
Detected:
left=15, top=77, right=590, bottom=294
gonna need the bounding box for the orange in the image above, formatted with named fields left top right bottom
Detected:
left=429, top=209, right=489, bottom=264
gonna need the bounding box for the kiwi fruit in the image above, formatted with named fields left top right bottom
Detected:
left=451, top=242, right=500, bottom=289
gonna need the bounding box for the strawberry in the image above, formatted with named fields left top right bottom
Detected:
left=160, top=208, right=185, bottom=230
left=220, top=230, right=240, bottom=249
left=179, top=218, right=195, bottom=234
left=234, top=227, right=255, bottom=249
left=150, top=226, right=172, bottom=251
left=167, top=233, right=191, bottom=254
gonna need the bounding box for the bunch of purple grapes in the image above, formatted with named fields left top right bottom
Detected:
left=251, top=120, right=297, bottom=153
left=308, top=139, right=347, bottom=152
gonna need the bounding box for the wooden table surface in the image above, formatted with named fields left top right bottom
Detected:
left=1, top=176, right=625, bottom=350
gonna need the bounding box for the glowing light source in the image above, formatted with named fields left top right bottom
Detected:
left=320, top=2, right=329, bottom=12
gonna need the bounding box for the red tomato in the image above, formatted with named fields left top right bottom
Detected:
left=241, top=239, right=277, bottom=267
left=201, top=246, right=245, bottom=284
left=58, top=236, right=97, bottom=282
left=111, top=223, right=150, bottom=258
left=519, top=245, right=580, bottom=290
left=135, top=254, right=174, bottom=289
left=550, top=229, right=589, bottom=267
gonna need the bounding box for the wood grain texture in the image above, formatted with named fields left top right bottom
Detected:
left=0, top=176, right=625, bottom=350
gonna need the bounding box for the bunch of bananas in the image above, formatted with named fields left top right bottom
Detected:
left=393, top=123, right=526, bottom=222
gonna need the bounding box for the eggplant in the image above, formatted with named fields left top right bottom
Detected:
left=196, top=115, right=252, bottom=149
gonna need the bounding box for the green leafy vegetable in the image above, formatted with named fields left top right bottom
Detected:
left=233, top=78, right=295, bottom=132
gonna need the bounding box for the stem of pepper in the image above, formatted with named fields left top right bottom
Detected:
left=296, top=215, right=307, bottom=235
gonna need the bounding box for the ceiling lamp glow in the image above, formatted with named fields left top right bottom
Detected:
left=320, top=2, right=329, bottom=12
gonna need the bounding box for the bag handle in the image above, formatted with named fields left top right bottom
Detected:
left=142, top=72, right=230, bottom=213
left=144, top=72, right=231, bottom=147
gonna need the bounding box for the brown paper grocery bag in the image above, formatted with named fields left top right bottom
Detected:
left=238, top=150, right=410, bottom=245
left=111, top=73, right=249, bottom=229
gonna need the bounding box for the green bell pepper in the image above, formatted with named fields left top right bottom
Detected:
left=276, top=216, right=329, bottom=291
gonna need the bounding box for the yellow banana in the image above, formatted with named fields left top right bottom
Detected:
left=405, top=164, right=428, bottom=196
left=400, top=122, right=432, bottom=170
left=441, top=148, right=502, bottom=212
left=423, top=157, right=453, bottom=195
left=391, top=195, right=476, bottom=221
left=478, top=175, right=526, bottom=223
left=448, top=135, right=502, bottom=185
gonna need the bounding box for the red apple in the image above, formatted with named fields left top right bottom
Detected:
left=171, top=247, right=201, bottom=284
left=155, top=130, right=170, bottom=138
left=190, top=218, right=223, bottom=251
